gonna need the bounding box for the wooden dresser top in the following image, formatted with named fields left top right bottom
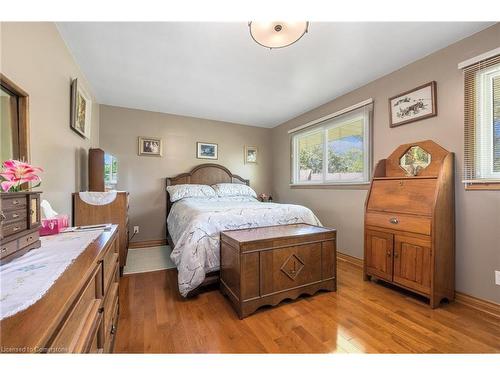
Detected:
left=221, top=223, right=335, bottom=244
left=0, top=225, right=118, bottom=351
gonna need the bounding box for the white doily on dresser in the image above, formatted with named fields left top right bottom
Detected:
left=79, top=191, right=117, bottom=206
left=0, top=229, right=104, bottom=320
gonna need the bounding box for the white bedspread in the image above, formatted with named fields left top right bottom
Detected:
left=167, top=196, right=321, bottom=297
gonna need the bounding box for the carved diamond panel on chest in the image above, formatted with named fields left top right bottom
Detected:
left=280, top=253, right=305, bottom=280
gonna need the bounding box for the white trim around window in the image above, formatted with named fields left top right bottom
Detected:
left=290, top=102, right=373, bottom=187
left=287, top=98, right=373, bottom=134
left=476, top=64, right=500, bottom=180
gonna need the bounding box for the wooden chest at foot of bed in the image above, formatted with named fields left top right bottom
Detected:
left=220, top=223, right=337, bottom=319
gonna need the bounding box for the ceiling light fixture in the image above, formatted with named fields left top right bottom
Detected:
left=248, top=21, right=309, bottom=49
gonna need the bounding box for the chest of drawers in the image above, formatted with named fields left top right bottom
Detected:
left=73, top=192, right=129, bottom=274
left=0, top=226, right=120, bottom=353
left=0, top=192, right=41, bottom=264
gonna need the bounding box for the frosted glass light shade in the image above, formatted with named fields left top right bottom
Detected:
left=249, top=22, right=308, bottom=49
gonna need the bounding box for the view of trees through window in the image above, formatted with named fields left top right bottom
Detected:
left=296, top=117, right=365, bottom=183
left=298, top=131, right=323, bottom=181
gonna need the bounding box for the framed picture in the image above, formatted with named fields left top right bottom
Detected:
left=389, top=81, right=437, bottom=127
left=70, top=78, right=92, bottom=138
left=245, top=146, right=258, bottom=164
left=138, top=136, right=162, bottom=156
left=196, top=142, right=218, bottom=160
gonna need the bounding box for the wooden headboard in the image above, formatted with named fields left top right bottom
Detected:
left=165, top=163, right=249, bottom=226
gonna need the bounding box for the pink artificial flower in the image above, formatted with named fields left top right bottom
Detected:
left=0, top=160, right=43, bottom=192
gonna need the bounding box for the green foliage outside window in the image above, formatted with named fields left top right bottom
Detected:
left=298, top=142, right=364, bottom=180
left=328, top=148, right=363, bottom=174
left=298, top=144, right=323, bottom=180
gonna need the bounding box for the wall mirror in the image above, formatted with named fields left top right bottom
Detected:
left=0, top=74, right=30, bottom=163
left=399, top=145, right=431, bottom=176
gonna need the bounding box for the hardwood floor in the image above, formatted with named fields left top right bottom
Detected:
left=114, top=259, right=500, bottom=353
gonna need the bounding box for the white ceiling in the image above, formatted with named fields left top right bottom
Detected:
left=57, top=22, right=492, bottom=128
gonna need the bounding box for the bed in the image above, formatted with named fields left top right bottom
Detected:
left=165, top=164, right=322, bottom=297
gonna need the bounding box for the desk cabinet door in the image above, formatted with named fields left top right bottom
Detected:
left=365, top=230, right=394, bottom=281
left=393, top=235, right=432, bottom=295
left=28, top=194, right=41, bottom=229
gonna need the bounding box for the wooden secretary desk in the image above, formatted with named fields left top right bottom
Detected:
left=364, top=140, right=455, bottom=308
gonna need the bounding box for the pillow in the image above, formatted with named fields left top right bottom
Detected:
left=212, top=183, right=257, bottom=198
left=166, top=184, right=216, bottom=202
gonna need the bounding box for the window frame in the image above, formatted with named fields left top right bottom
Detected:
left=292, top=127, right=325, bottom=185
left=476, top=64, right=500, bottom=180
left=462, top=52, right=500, bottom=191
left=291, top=105, right=372, bottom=187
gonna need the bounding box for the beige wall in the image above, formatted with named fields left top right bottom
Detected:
left=271, top=24, right=500, bottom=303
left=1, top=22, right=99, bottom=219
left=99, top=105, right=273, bottom=242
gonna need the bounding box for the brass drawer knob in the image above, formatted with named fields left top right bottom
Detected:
left=13, top=226, right=21, bottom=231
left=386, top=250, right=391, bottom=257
left=389, top=217, right=399, bottom=225
left=12, top=213, right=19, bottom=218
left=1, top=247, right=7, bottom=254
left=12, top=200, right=19, bottom=205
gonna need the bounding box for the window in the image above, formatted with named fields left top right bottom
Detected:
left=291, top=104, right=372, bottom=185
left=476, top=65, right=500, bottom=178
left=462, top=52, right=500, bottom=190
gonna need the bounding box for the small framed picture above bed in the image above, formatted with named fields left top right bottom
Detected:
left=138, top=136, right=162, bottom=156
left=244, top=146, right=258, bottom=164
left=196, top=142, right=218, bottom=160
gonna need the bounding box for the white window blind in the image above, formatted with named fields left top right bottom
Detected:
left=462, top=52, right=500, bottom=189
left=290, top=102, right=373, bottom=186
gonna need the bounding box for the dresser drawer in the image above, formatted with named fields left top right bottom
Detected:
left=2, top=209, right=27, bottom=223
left=1, top=231, right=40, bottom=262
left=104, top=293, right=119, bottom=353
left=3, top=221, right=27, bottom=237
left=0, top=239, right=18, bottom=259
left=366, top=212, right=431, bottom=235
left=103, top=281, right=119, bottom=342
left=88, top=330, right=99, bottom=354
left=103, top=239, right=119, bottom=293
left=49, top=264, right=102, bottom=353
left=2, top=196, right=27, bottom=211
left=17, top=231, right=39, bottom=248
